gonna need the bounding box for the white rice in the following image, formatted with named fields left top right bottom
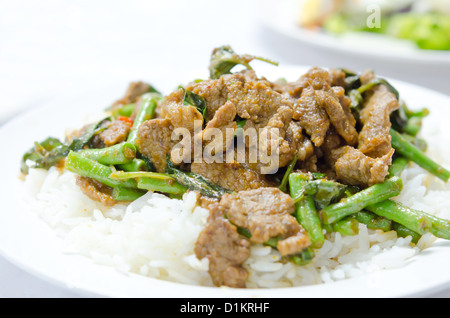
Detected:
left=17, top=117, right=450, bottom=289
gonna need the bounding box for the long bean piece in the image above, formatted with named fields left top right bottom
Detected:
left=65, top=151, right=136, bottom=189
left=319, top=176, right=403, bottom=224
left=109, top=171, right=188, bottom=195
left=289, top=173, right=325, bottom=248
left=388, top=156, right=410, bottom=177
left=127, top=93, right=160, bottom=145
left=365, top=199, right=450, bottom=239
left=323, top=216, right=360, bottom=236
left=390, top=128, right=450, bottom=182
left=117, top=158, right=149, bottom=172
left=112, top=187, right=146, bottom=201
left=77, top=142, right=136, bottom=165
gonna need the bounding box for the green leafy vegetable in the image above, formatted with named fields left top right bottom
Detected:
left=165, top=156, right=232, bottom=198
left=181, top=87, right=207, bottom=118
left=208, top=45, right=279, bottom=79
left=21, top=118, right=107, bottom=174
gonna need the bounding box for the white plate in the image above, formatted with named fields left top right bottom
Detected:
left=259, top=0, right=450, bottom=66
left=1, top=65, right=450, bottom=298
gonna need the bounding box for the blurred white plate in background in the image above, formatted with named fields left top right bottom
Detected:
left=259, top=0, right=450, bottom=66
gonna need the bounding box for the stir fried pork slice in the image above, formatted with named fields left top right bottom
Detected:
left=186, top=70, right=281, bottom=122
left=280, top=66, right=333, bottom=99
left=285, top=120, right=315, bottom=162
left=292, top=86, right=330, bottom=147
left=75, top=176, right=116, bottom=206
left=220, top=188, right=311, bottom=256
left=111, top=81, right=151, bottom=108
left=315, top=88, right=358, bottom=146
left=201, top=101, right=237, bottom=155
left=320, top=127, right=344, bottom=168
left=137, top=118, right=175, bottom=173
left=160, top=88, right=204, bottom=133
left=228, top=78, right=293, bottom=129
left=328, top=68, right=347, bottom=88
left=331, top=146, right=394, bottom=187
left=185, top=76, right=230, bottom=121
left=358, top=84, right=400, bottom=158
left=257, top=106, right=296, bottom=168
left=98, top=120, right=131, bottom=147
left=195, top=204, right=251, bottom=288
left=190, top=162, right=273, bottom=192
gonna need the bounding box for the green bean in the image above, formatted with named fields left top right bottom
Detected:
left=400, top=131, right=428, bottom=152
left=289, top=173, right=325, bottom=248
left=326, top=216, right=360, bottom=236
left=388, top=156, right=410, bottom=177
left=319, top=177, right=403, bottom=224
left=390, top=128, right=450, bottom=182
left=355, top=210, right=392, bottom=232
left=110, top=171, right=188, bottom=195
left=127, top=93, right=160, bottom=145
left=392, top=222, right=421, bottom=244
left=65, top=151, right=136, bottom=189
left=117, top=158, right=149, bottom=172
left=365, top=199, right=450, bottom=239
left=112, top=103, right=135, bottom=119
left=289, top=247, right=315, bottom=266
left=112, top=187, right=146, bottom=201
left=137, top=177, right=187, bottom=195
left=77, top=142, right=136, bottom=165
left=279, top=154, right=298, bottom=193
left=403, top=116, right=423, bottom=137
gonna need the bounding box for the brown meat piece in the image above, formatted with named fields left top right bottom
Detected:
left=190, top=162, right=273, bottom=192
left=186, top=70, right=277, bottom=122
left=293, top=86, right=330, bottom=147
left=201, top=101, right=237, bottom=156
left=98, top=120, right=131, bottom=147
left=258, top=106, right=296, bottom=169
left=220, top=188, right=311, bottom=255
left=75, top=176, right=116, bottom=206
left=331, top=146, right=394, bottom=187
left=112, top=81, right=151, bottom=107
left=315, top=88, right=358, bottom=146
left=160, top=88, right=204, bottom=133
left=137, top=118, right=175, bottom=172
left=280, top=66, right=332, bottom=99
left=320, top=127, right=344, bottom=166
left=285, top=120, right=314, bottom=161
left=328, top=68, right=346, bottom=88
left=188, top=71, right=296, bottom=171
left=358, top=84, right=400, bottom=158
left=185, top=76, right=231, bottom=121
left=227, top=77, right=293, bottom=128
left=195, top=204, right=251, bottom=288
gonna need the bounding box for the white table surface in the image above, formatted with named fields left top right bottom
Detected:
left=1, top=0, right=449, bottom=298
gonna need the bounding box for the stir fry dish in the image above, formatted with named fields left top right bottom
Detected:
left=20, top=46, right=450, bottom=288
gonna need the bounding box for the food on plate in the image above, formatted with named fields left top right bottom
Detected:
left=19, top=46, right=450, bottom=288
left=298, top=0, right=450, bottom=51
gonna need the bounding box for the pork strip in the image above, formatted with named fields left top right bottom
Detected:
left=331, top=145, right=394, bottom=187
left=358, top=84, right=400, bottom=158
left=220, top=187, right=311, bottom=256
left=195, top=204, right=251, bottom=288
